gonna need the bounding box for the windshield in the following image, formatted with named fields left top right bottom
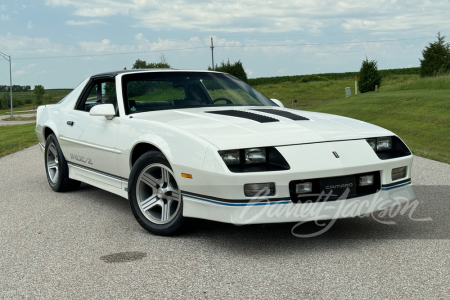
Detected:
left=121, top=71, right=276, bottom=114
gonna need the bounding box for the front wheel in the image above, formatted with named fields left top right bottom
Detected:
left=128, top=151, right=190, bottom=236
left=45, top=133, right=81, bottom=192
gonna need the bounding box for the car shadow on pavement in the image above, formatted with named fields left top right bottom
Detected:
left=70, top=184, right=449, bottom=255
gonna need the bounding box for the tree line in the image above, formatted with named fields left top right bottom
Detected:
left=0, top=85, right=31, bottom=92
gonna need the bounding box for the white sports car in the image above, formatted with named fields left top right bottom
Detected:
left=35, top=70, right=415, bottom=235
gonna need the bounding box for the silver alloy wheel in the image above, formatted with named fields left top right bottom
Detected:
left=136, top=163, right=181, bottom=225
left=46, top=142, right=59, bottom=184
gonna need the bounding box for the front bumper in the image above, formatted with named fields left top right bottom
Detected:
left=183, top=182, right=414, bottom=224
left=181, top=139, right=415, bottom=224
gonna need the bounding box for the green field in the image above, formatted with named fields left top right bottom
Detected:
left=0, top=89, right=71, bottom=115
left=0, top=73, right=449, bottom=164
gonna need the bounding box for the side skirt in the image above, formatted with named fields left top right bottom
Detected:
left=67, top=162, right=128, bottom=199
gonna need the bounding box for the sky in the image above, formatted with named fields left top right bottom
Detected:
left=1, top=0, right=450, bottom=89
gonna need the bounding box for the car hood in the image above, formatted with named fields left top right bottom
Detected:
left=132, top=107, right=394, bottom=149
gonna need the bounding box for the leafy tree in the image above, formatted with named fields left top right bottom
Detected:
left=358, top=57, right=382, bottom=93
left=34, top=85, right=45, bottom=105
left=420, top=32, right=450, bottom=77
left=209, top=59, right=248, bottom=83
left=132, top=54, right=171, bottom=69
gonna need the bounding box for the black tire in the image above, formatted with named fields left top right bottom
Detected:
left=128, top=151, right=192, bottom=236
left=45, top=133, right=81, bottom=192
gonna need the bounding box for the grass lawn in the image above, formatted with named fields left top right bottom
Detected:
left=0, top=89, right=71, bottom=115
left=0, top=123, right=38, bottom=158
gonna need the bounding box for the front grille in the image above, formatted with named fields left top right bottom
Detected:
left=289, top=171, right=381, bottom=203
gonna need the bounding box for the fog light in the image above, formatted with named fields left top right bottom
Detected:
left=245, top=148, right=266, bottom=164
left=359, top=175, right=374, bottom=186
left=244, top=182, right=275, bottom=197
left=296, top=182, right=313, bottom=194
left=392, top=166, right=407, bottom=181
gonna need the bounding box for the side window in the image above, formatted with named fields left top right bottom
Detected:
left=77, top=80, right=117, bottom=112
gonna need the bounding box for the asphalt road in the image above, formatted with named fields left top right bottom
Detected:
left=1, top=145, right=449, bottom=299
left=0, top=114, right=35, bottom=126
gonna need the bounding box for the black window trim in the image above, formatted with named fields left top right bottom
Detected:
left=75, top=77, right=118, bottom=116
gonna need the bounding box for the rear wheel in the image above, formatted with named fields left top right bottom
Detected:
left=128, top=151, right=192, bottom=236
left=45, top=133, right=81, bottom=192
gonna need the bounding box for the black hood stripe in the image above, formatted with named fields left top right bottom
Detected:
left=206, top=110, right=279, bottom=123
left=251, top=109, right=309, bottom=120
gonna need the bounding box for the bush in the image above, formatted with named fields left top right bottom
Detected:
left=1, top=93, right=10, bottom=109
left=34, top=85, right=45, bottom=105
left=132, top=54, right=171, bottom=69
left=358, top=58, right=382, bottom=93
left=420, top=32, right=450, bottom=77
left=15, top=99, right=23, bottom=107
left=209, top=59, right=248, bottom=83
left=24, top=99, right=32, bottom=105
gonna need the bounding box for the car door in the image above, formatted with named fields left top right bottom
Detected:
left=60, top=79, right=121, bottom=177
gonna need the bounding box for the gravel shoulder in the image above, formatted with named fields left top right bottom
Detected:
left=0, top=145, right=449, bottom=299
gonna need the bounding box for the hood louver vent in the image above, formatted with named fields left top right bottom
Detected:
left=251, top=109, right=309, bottom=120
left=206, top=110, right=279, bottom=123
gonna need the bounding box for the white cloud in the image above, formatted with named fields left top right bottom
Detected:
left=245, top=68, right=253, bottom=76
left=44, top=0, right=450, bottom=33
left=65, top=19, right=105, bottom=26
left=1, top=14, right=9, bottom=20
left=0, top=33, right=67, bottom=55
left=27, top=20, right=33, bottom=29
left=13, top=70, right=26, bottom=76
left=341, top=19, right=376, bottom=31
left=12, top=63, right=36, bottom=77
left=0, top=5, right=6, bottom=11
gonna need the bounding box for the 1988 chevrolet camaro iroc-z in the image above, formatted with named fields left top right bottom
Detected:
left=36, top=69, right=415, bottom=235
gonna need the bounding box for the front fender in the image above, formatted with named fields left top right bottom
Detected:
left=129, top=135, right=173, bottom=169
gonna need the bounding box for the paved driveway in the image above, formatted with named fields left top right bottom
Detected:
left=0, top=145, right=449, bottom=299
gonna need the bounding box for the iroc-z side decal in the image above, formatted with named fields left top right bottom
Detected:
left=70, top=154, right=93, bottom=165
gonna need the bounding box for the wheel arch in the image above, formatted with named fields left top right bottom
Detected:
left=41, top=120, right=60, bottom=142
left=129, top=140, right=172, bottom=171
left=43, top=126, right=56, bottom=140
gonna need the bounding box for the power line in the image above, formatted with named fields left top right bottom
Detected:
left=5, top=37, right=205, bottom=51
left=14, top=46, right=208, bottom=60
left=203, top=28, right=434, bottom=39
left=11, top=36, right=433, bottom=60
left=215, top=37, right=434, bottom=48
left=5, top=32, right=434, bottom=52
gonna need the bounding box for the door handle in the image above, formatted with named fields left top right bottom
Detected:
left=67, top=121, right=74, bottom=126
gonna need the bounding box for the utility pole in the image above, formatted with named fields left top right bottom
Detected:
left=210, top=37, right=214, bottom=70
left=0, top=51, right=13, bottom=117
